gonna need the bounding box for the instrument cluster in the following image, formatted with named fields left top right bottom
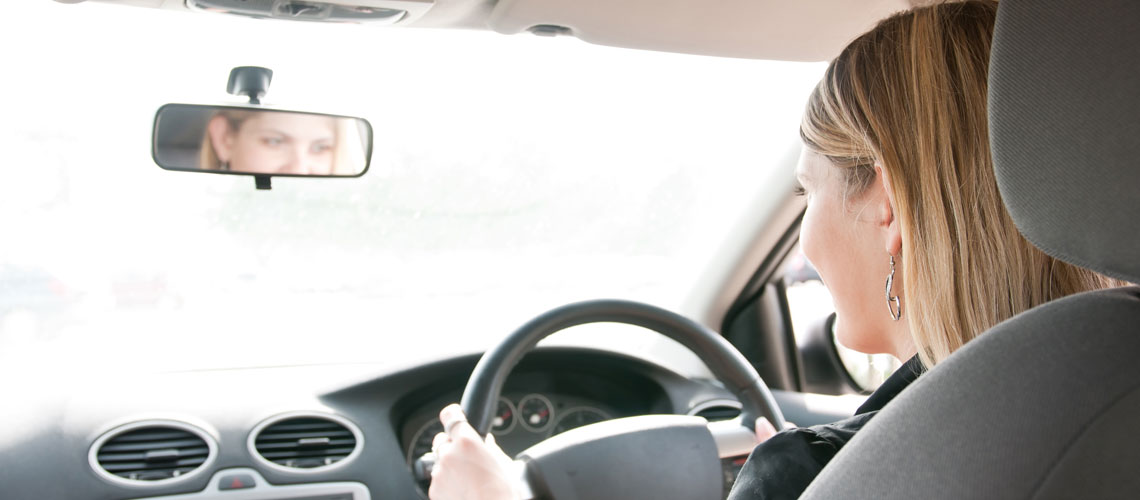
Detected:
left=403, top=392, right=616, bottom=466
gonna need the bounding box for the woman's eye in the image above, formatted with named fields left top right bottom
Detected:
left=311, top=142, right=333, bottom=154
left=261, top=137, right=284, bottom=147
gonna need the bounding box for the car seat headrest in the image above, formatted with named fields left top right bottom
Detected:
left=989, top=0, right=1140, bottom=284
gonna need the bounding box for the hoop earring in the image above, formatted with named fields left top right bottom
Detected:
left=885, top=255, right=902, bottom=321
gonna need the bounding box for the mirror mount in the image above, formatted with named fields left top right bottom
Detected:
left=229, top=66, right=276, bottom=189
left=226, top=66, right=273, bottom=106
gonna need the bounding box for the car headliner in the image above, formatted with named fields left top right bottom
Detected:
left=78, top=0, right=932, bottom=61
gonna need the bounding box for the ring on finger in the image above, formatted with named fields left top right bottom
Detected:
left=443, top=418, right=464, bottom=435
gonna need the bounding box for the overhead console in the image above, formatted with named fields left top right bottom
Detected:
left=186, top=0, right=434, bottom=25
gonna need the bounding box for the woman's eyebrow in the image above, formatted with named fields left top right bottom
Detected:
left=254, top=128, right=289, bottom=137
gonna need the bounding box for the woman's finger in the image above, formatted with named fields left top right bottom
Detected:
left=432, top=432, right=448, bottom=453
left=429, top=404, right=518, bottom=500
left=754, top=417, right=779, bottom=443
left=440, top=404, right=482, bottom=441
left=439, top=404, right=467, bottom=436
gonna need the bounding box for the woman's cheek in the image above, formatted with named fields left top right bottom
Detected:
left=249, top=144, right=286, bottom=169
left=801, top=195, right=873, bottom=353
left=315, top=149, right=335, bottom=173
left=799, top=205, right=818, bottom=268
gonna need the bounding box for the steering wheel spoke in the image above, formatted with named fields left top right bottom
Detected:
left=708, top=416, right=761, bottom=459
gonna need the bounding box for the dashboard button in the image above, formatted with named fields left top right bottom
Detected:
left=218, top=473, right=256, bottom=490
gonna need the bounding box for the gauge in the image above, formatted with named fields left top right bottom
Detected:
left=491, top=397, right=517, bottom=435
left=406, top=396, right=516, bottom=466
left=551, top=407, right=611, bottom=435
left=406, top=419, right=444, bottom=466
left=517, top=394, right=554, bottom=432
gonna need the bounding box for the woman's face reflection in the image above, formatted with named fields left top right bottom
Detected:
left=224, top=113, right=336, bottom=175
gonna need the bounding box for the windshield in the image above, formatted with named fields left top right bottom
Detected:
left=2, top=2, right=823, bottom=371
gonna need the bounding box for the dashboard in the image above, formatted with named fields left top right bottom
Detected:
left=0, top=347, right=861, bottom=500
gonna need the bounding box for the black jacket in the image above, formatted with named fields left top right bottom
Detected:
left=726, top=356, right=924, bottom=499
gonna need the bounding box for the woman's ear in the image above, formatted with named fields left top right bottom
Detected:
left=206, top=115, right=235, bottom=162
left=875, top=163, right=903, bottom=256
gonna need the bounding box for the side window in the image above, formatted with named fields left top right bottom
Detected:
left=782, top=247, right=900, bottom=392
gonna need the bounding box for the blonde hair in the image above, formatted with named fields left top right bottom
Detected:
left=199, top=109, right=367, bottom=175
left=199, top=109, right=254, bottom=171
left=800, top=0, right=1123, bottom=368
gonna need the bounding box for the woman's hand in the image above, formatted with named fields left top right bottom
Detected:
left=428, top=404, right=518, bottom=500
left=753, top=417, right=793, bottom=443
left=425, top=405, right=788, bottom=500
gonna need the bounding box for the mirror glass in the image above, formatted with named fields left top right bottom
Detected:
left=153, top=104, right=372, bottom=177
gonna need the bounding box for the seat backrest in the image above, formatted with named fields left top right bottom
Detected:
left=800, top=0, right=1140, bottom=498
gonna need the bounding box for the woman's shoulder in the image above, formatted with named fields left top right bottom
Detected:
left=774, top=411, right=879, bottom=458
left=800, top=412, right=877, bottom=445
left=727, top=357, right=925, bottom=499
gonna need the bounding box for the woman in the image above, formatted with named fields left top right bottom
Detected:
left=428, top=2, right=1124, bottom=498
left=200, top=109, right=367, bottom=176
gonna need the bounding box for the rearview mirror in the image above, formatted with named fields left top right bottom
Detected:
left=152, top=104, right=372, bottom=178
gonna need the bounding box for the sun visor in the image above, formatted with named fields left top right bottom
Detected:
left=487, top=0, right=909, bottom=61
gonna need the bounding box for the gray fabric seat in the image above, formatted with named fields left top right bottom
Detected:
left=800, top=0, right=1140, bottom=498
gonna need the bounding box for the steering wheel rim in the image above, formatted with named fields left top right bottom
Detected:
left=460, top=299, right=787, bottom=437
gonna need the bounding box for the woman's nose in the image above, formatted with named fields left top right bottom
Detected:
left=286, top=146, right=312, bottom=174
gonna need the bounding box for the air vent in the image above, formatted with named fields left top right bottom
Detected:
left=251, top=414, right=361, bottom=471
left=689, top=401, right=743, bottom=422
left=90, top=421, right=215, bottom=485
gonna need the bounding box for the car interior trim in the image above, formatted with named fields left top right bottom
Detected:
left=720, top=212, right=803, bottom=334
left=685, top=398, right=742, bottom=418
left=123, top=467, right=371, bottom=500
left=707, top=417, right=759, bottom=459
left=687, top=143, right=804, bottom=332
left=486, top=0, right=914, bottom=61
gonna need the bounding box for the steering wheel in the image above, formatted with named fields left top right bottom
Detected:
left=457, top=299, right=787, bottom=499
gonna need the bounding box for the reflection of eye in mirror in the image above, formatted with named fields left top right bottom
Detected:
left=153, top=104, right=372, bottom=177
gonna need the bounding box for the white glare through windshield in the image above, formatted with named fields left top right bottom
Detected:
left=0, top=2, right=824, bottom=371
